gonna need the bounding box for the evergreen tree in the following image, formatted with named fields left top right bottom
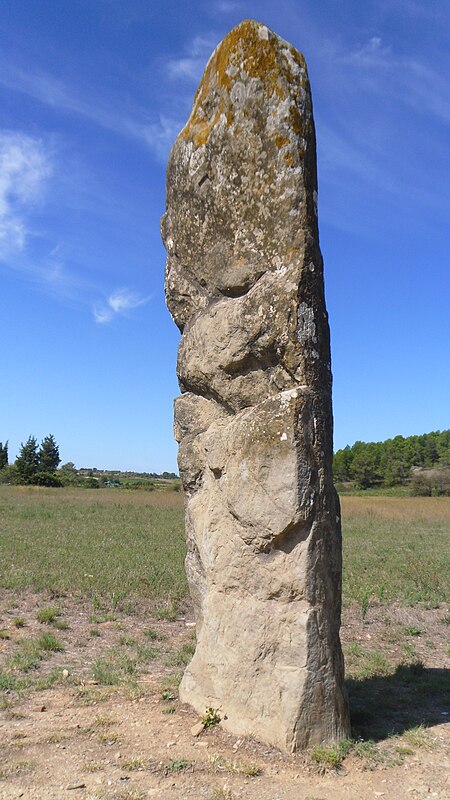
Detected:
left=0, top=441, right=8, bottom=470
left=36, top=434, right=62, bottom=486
left=350, top=444, right=382, bottom=489
left=15, top=436, right=39, bottom=484
left=333, top=446, right=353, bottom=481
left=38, top=434, right=60, bottom=472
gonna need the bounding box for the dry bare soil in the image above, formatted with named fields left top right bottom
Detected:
left=0, top=489, right=449, bottom=800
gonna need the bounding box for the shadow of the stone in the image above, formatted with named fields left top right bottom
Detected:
left=346, top=664, right=450, bottom=741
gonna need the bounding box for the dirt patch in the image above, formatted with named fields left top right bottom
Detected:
left=1, top=590, right=449, bottom=800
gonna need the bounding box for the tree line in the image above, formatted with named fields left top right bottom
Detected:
left=0, top=436, right=179, bottom=489
left=333, top=429, right=450, bottom=492
left=0, top=435, right=61, bottom=486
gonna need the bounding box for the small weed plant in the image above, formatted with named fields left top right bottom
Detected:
left=202, top=707, right=221, bottom=728
left=36, top=606, right=59, bottom=624
left=404, top=626, right=423, bottom=636
left=166, top=758, right=190, bottom=772
left=310, top=744, right=343, bottom=770
left=37, top=632, right=63, bottom=652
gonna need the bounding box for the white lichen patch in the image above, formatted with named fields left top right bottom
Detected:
left=282, top=47, right=305, bottom=80
left=279, top=388, right=298, bottom=408
left=297, top=303, right=316, bottom=345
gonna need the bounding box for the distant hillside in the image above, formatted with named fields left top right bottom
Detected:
left=334, top=430, right=450, bottom=492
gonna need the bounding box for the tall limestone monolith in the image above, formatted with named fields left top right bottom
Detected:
left=162, top=19, right=350, bottom=752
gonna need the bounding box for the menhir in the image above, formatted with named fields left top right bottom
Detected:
left=162, top=19, right=350, bottom=752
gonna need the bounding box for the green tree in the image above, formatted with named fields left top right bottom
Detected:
left=38, top=434, right=60, bottom=472
left=15, top=436, right=39, bottom=484
left=383, top=458, right=407, bottom=486
left=333, top=446, right=353, bottom=482
left=60, top=461, right=76, bottom=473
left=0, top=441, right=8, bottom=470
left=350, top=442, right=382, bottom=489
left=36, top=434, right=61, bottom=487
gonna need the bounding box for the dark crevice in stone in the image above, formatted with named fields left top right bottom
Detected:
left=178, top=379, right=235, bottom=417
left=222, top=347, right=279, bottom=378
left=198, top=173, right=210, bottom=188
left=261, top=520, right=311, bottom=555
left=218, top=284, right=253, bottom=298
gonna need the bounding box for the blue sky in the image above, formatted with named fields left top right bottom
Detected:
left=1, top=0, right=448, bottom=472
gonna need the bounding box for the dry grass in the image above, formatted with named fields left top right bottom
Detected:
left=340, top=495, right=450, bottom=606
left=341, top=495, right=450, bottom=523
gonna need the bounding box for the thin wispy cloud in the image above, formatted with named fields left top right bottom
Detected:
left=213, top=1, right=242, bottom=13
left=93, top=289, right=150, bottom=324
left=312, top=29, right=450, bottom=237
left=166, top=33, right=219, bottom=84
left=0, top=130, right=52, bottom=259
left=341, top=36, right=392, bottom=69
left=318, top=123, right=394, bottom=191
left=139, top=115, right=183, bottom=161
left=0, top=62, right=181, bottom=162
left=335, top=36, right=450, bottom=127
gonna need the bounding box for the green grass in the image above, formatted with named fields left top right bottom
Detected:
left=2, top=634, right=66, bottom=691
left=0, top=487, right=448, bottom=610
left=340, top=496, right=450, bottom=605
left=310, top=743, right=345, bottom=769
left=36, top=606, right=60, bottom=624
left=165, top=641, right=195, bottom=667
left=90, top=637, right=160, bottom=686
left=143, top=626, right=164, bottom=641
left=0, top=486, right=187, bottom=605
left=8, top=639, right=42, bottom=672
left=36, top=632, right=63, bottom=652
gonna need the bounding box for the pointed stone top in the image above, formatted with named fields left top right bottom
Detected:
left=180, top=19, right=308, bottom=148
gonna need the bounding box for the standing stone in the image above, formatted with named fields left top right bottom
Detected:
left=162, top=19, right=350, bottom=752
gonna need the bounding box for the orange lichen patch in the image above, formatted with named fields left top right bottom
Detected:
left=181, top=91, right=233, bottom=147
left=283, top=151, right=295, bottom=167
left=215, top=20, right=285, bottom=96
left=288, top=45, right=305, bottom=68
left=274, top=134, right=290, bottom=148
left=180, top=20, right=308, bottom=148
left=194, top=107, right=222, bottom=148
left=289, top=105, right=303, bottom=138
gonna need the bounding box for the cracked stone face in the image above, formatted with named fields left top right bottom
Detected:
left=162, top=19, right=350, bottom=752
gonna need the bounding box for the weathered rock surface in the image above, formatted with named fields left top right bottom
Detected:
left=162, top=19, right=350, bottom=752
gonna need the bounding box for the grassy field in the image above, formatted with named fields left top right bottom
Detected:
left=0, top=486, right=187, bottom=608
left=0, top=485, right=449, bottom=794
left=341, top=495, right=450, bottom=608
left=1, top=486, right=449, bottom=609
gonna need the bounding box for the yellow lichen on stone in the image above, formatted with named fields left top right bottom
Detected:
left=289, top=105, right=303, bottom=138
left=179, top=20, right=308, bottom=147
left=274, top=134, right=290, bottom=148
left=214, top=19, right=285, bottom=99
left=181, top=90, right=232, bottom=148
left=283, top=151, right=295, bottom=167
